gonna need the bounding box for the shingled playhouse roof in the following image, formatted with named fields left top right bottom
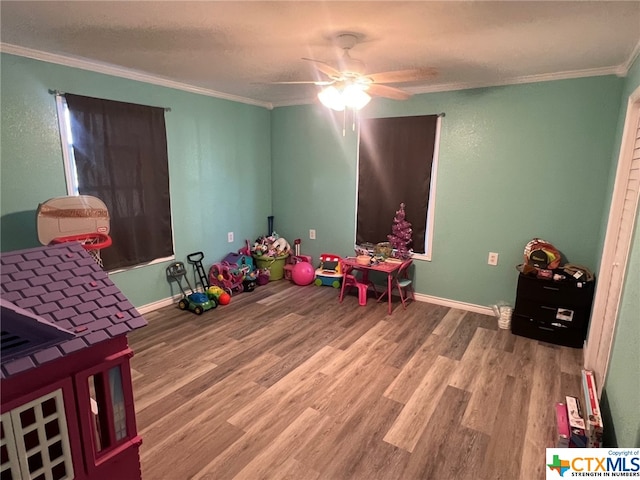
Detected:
left=1, top=242, right=147, bottom=379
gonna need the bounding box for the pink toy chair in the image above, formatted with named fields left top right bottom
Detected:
left=393, top=259, right=415, bottom=308
left=339, top=259, right=374, bottom=306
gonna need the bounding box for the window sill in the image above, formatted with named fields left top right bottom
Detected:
left=108, top=254, right=175, bottom=275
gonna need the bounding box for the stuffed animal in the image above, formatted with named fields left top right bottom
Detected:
left=271, top=237, right=291, bottom=255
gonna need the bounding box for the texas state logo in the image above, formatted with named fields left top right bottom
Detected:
left=546, top=449, right=640, bottom=479
left=548, top=454, right=571, bottom=477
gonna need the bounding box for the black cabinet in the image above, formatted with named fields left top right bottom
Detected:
left=511, top=273, right=595, bottom=348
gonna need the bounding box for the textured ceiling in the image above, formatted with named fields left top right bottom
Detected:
left=1, top=1, right=639, bottom=108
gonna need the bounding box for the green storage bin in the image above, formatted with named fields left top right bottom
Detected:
left=253, top=254, right=289, bottom=281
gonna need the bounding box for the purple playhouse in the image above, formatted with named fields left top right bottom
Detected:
left=0, top=242, right=147, bottom=480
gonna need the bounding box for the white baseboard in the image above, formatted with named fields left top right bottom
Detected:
left=137, top=291, right=495, bottom=317
left=413, top=293, right=495, bottom=316
left=136, top=294, right=181, bottom=315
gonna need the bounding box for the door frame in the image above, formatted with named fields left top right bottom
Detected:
left=584, top=85, right=640, bottom=394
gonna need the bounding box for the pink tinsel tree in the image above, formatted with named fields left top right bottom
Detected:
left=387, top=203, right=413, bottom=259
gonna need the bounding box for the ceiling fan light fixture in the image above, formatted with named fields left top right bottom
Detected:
left=318, top=83, right=371, bottom=111
left=318, top=85, right=345, bottom=111
left=343, top=84, right=371, bottom=110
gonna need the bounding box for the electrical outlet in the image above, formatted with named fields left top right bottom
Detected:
left=309, top=229, right=316, bottom=240
left=227, top=232, right=234, bottom=243
left=488, top=252, right=499, bottom=266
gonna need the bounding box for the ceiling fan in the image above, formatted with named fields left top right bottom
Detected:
left=271, top=33, right=437, bottom=110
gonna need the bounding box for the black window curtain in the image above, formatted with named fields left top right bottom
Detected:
left=357, top=115, right=438, bottom=254
left=65, top=94, right=173, bottom=270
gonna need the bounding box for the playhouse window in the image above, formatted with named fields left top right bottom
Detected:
left=0, top=389, right=74, bottom=480
left=88, top=365, right=128, bottom=454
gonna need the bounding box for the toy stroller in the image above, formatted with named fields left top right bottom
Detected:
left=166, top=262, right=217, bottom=315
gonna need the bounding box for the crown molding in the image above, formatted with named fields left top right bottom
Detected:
left=0, top=43, right=274, bottom=110
left=271, top=98, right=316, bottom=108
left=2, top=41, right=635, bottom=110
left=621, top=39, right=640, bottom=75
left=407, top=65, right=622, bottom=96
left=270, top=64, right=628, bottom=107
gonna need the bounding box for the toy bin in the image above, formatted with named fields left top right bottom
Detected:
left=252, top=253, right=289, bottom=281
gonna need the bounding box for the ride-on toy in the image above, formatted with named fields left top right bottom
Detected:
left=166, top=262, right=217, bottom=315
left=314, top=253, right=343, bottom=288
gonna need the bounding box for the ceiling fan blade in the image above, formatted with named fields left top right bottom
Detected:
left=302, top=57, right=342, bottom=78
left=366, top=68, right=437, bottom=84
left=367, top=84, right=412, bottom=100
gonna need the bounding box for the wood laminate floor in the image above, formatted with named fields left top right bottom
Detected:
left=129, top=280, right=584, bottom=480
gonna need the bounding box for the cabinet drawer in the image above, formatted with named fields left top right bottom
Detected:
left=511, top=314, right=586, bottom=348
left=513, top=298, right=588, bottom=329
left=516, top=274, right=594, bottom=307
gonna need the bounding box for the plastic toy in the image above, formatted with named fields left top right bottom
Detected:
left=238, top=239, right=252, bottom=256
left=167, top=262, right=217, bottom=314
left=209, top=262, right=244, bottom=295
left=187, top=251, right=210, bottom=291
left=315, top=253, right=343, bottom=288
left=292, top=261, right=315, bottom=286
left=209, top=253, right=258, bottom=294
left=251, top=232, right=291, bottom=258
left=271, top=237, right=291, bottom=255
left=223, top=252, right=255, bottom=273
left=206, top=285, right=232, bottom=306
left=223, top=252, right=257, bottom=292
left=257, top=268, right=270, bottom=285
left=218, top=292, right=231, bottom=305
left=284, top=239, right=313, bottom=281
left=243, top=270, right=258, bottom=291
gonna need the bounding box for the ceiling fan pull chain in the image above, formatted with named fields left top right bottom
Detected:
left=342, top=108, right=347, bottom=137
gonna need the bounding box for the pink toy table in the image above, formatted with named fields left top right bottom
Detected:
left=340, top=257, right=412, bottom=315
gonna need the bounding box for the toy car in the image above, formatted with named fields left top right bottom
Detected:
left=178, top=291, right=216, bottom=315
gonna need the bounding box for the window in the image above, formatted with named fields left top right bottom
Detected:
left=0, top=389, right=74, bottom=480
left=74, top=355, right=137, bottom=475
left=56, top=93, right=174, bottom=271
left=87, top=366, right=128, bottom=455
left=356, top=114, right=442, bottom=260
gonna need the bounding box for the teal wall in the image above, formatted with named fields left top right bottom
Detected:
left=272, top=76, right=623, bottom=307
left=1, top=47, right=637, bottom=446
left=602, top=54, right=640, bottom=448
left=0, top=53, right=272, bottom=307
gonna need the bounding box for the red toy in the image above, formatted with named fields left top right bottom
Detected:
left=238, top=239, right=252, bottom=256
left=206, top=286, right=232, bottom=306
